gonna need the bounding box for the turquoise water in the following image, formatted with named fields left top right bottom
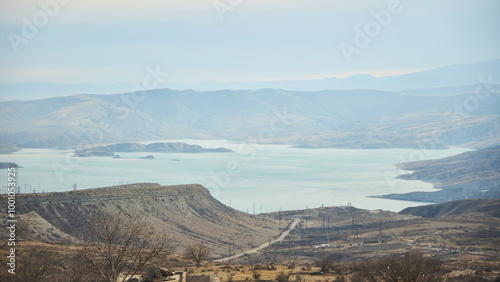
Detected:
left=0, top=140, right=470, bottom=212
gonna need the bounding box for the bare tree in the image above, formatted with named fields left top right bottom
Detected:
left=314, top=252, right=341, bottom=273
left=0, top=247, right=54, bottom=282
left=82, top=210, right=173, bottom=282
left=314, top=256, right=334, bottom=273
left=183, top=243, right=212, bottom=267
left=352, top=249, right=443, bottom=282
left=1, top=213, right=34, bottom=248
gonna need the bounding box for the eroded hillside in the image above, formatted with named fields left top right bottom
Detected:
left=0, top=183, right=280, bottom=257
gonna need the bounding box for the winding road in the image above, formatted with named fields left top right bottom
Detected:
left=214, top=218, right=301, bottom=262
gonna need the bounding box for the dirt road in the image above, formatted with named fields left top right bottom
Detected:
left=214, top=218, right=301, bottom=262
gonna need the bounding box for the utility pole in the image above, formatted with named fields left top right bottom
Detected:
left=253, top=202, right=255, bottom=215
left=278, top=208, right=282, bottom=230
left=228, top=242, right=232, bottom=264
left=232, top=238, right=235, bottom=263
left=351, top=215, right=355, bottom=237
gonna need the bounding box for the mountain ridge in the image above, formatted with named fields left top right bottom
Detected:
left=1, top=88, right=499, bottom=149
left=0, top=183, right=280, bottom=257
left=1, top=59, right=498, bottom=99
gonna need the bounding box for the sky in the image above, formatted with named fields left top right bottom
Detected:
left=0, top=0, right=499, bottom=85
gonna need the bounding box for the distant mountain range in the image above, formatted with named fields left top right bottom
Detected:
left=0, top=59, right=499, bottom=149
left=1, top=59, right=499, bottom=101
left=1, top=86, right=499, bottom=149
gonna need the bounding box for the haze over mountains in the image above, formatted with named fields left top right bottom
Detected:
left=1, top=86, right=499, bottom=149
left=1, top=59, right=499, bottom=150
left=1, top=59, right=499, bottom=101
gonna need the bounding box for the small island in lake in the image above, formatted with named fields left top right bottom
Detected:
left=75, top=142, right=233, bottom=157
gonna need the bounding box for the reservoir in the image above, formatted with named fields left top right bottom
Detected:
left=0, top=139, right=470, bottom=213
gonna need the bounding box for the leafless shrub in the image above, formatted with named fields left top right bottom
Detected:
left=352, top=249, right=444, bottom=282
left=276, top=270, right=293, bottom=282
left=294, top=274, right=306, bottom=282
left=227, top=272, right=237, bottom=282
left=252, top=270, right=262, bottom=280
left=0, top=247, right=53, bottom=282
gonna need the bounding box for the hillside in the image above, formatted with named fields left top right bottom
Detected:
left=0, top=143, right=19, bottom=153
left=1, top=88, right=499, bottom=149
left=0, top=183, right=280, bottom=257
left=244, top=201, right=500, bottom=266
left=75, top=142, right=233, bottom=157
left=399, top=199, right=500, bottom=218
left=375, top=145, right=500, bottom=202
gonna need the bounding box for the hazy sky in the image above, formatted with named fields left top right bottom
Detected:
left=0, top=0, right=499, bottom=84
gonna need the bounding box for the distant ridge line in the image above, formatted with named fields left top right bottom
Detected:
left=17, top=183, right=209, bottom=205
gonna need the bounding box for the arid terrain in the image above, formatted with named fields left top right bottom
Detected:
left=0, top=183, right=281, bottom=257
left=1, top=184, right=499, bottom=281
